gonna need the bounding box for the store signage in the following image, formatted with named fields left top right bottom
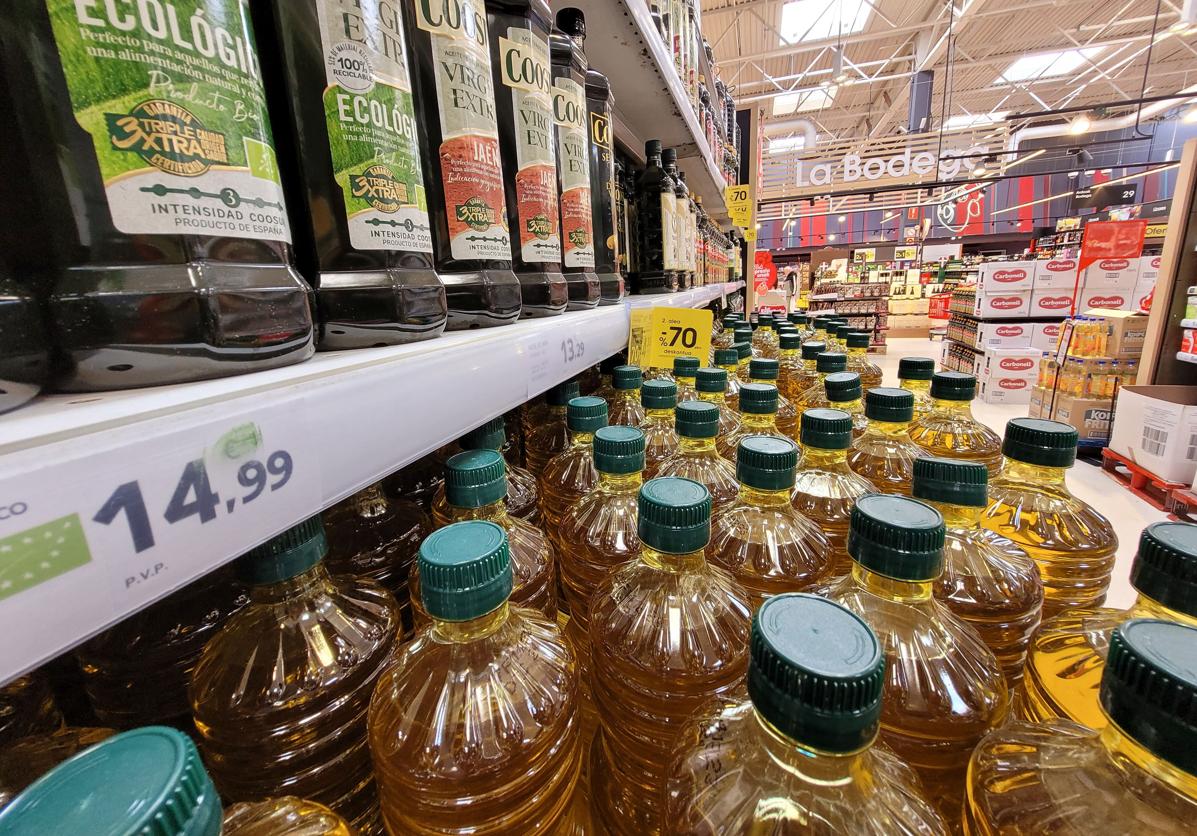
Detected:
left=992, top=268, right=1030, bottom=283
left=794, top=143, right=989, bottom=188
left=1087, top=294, right=1127, bottom=309
left=990, top=296, right=1024, bottom=310
left=725, top=184, right=753, bottom=228
left=1073, top=183, right=1137, bottom=210
left=1045, top=259, right=1076, bottom=271
left=1056, top=217, right=1082, bottom=231
left=1145, top=223, right=1168, bottom=238
left=894, top=246, right=918, bottom=261
left=628, top=306, right=713, bottom=371
left=853, top=248, right=876, bottom=264
left=1000, top=357, right=1035, bottom=372
left=996, top=325, right=1026, bottom=337
left=1140, top=199, right=1171, bottom=219
left=743, top=225, right=757, bottom=242
left=1037, top=295, right=1073, bottom=311
left=902, top=227, right=919, bottom=243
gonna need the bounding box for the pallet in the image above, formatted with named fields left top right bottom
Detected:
left=1100, top=448, right=1188, bottom=512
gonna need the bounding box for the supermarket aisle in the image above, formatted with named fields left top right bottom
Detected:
left=882, top=338, right=1165, bottom=608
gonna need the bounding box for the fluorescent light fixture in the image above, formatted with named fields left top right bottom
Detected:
left=772, top=87, right=837, bottom=116
left=1069, top=113, right=1092, bottom=134
left=996, top=47, right=1104, bottom=84
left=973, top=163, right=987, bottom=177
left=943, top=111, right=1010, bottom=130
left=767, top=135, right=806, bottom=154
left=1183, top=107, right=1197, bottom=124
left=1067, top=170, right=1079, bottom=178
left=779, top=0, right=872, bottom=44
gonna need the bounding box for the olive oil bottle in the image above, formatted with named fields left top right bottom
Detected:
left=632, top=141, right=677, bottom=294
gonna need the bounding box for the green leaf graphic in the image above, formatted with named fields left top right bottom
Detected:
left=0, top=515, right=91, bottom=601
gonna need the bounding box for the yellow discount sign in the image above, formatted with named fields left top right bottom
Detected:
left=725, top=184, right=753, bottom=228
left=628, top=306, right=713, bottom=371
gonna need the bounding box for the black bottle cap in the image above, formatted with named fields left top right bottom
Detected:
left=645, top=139, right=662, bottom=157
left=1001, top=417, right=1077, bottom=468
left=800, top=341, right=826, bottom=360
left=1129, top=522, right=1197, bottom=616
left=800, top=408, right=852, bottom=450
left=816, top=352, right=847, bottom=373
left=848, top=495, right=945, bottom=581
left=899, top=357, right=935, bottom=381
left=864, top=387, right=913, bottom=422
left=555, top=7, right=586, bottom=38
left=912, top=457, right=988, bottom=507
left=824, top=372, right=861, bottom=403
left=930, top=371, right=975, bottom=401
left=738, top=383, right=778, bottom=415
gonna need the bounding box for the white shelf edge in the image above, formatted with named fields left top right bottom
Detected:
left=1181, top=319, right=1197, bottom=329
left=1178, top=351, right=1197, bottom=364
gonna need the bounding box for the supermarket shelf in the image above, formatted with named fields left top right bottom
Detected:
left=0, top=281, right=742, bottom=682
left=1177, top=351, right=1197, bottom=364
left=1181, top=319, right=1197, bottom=329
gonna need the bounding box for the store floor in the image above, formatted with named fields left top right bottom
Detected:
left=882, top=338, right=1165, bottom=609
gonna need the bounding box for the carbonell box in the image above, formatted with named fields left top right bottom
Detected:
left=1077, top=286, right=1135, bottom=312
left=975, top=321, right=1033, bottom=349
left=1029, top=289, right=1075, bottom=317
left=981, top=348, right=1039, bottom=381
left=978, top=374, right=1034, bottom=404
left=972, top=291, right=1032, bottom=319
left=1082, top=257, right=1140, bottom=292
left=977, top=262, right=1034, bottom=293
left=1030, top=321, right=1062, bottom=352
left=1034, top=257, right=1079, bottom=291
left=1131, top=255, right=1160, bottom=313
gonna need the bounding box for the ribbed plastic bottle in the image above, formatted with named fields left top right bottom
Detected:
left=594, top=355, right=622, bottom=405
left=657, top=402, right=740, bottom=513
left=712, top=348, right=743, bottom=410
left=0, top=674, right=61, bottom=747
left=794, top=351, right=848, bottom=410
left=224, top=798, right=355, bottom=836
left=812, top=370, right=869, bottom=438
left=751, top=316, right=779, bottom=359
left=432, top=416, right=540, bottom=524
left=787, top=340, right=825, bottom=399
left=1019, top=521, right=1196, bottom=728
left=0, top=727, right=115, bottom=810
left=413, top=450, right=556, bottom=627
left=525, top=380, right=581, bottom=477
left=608, top=365, right=647, bottom=427
left=914, top=457, right=1044, bottom=688
left=673, top=356, right=700, bottom=403
left=848, top=387, right=926, bottom=495
left=717, top=383, right=782, bottom=463
left=666, top=593, right=947, bottom=835
left=982, top=418, right=1118, bottom=617
left=711, top=316, right=740, bottom=354
left=191, top=518, right=400, bottom=834
left=898, top=357, right=936, bottom=420
left=843, top=331, right=883, bottom=388
left=825, top=495, right=1008, bottom=824
left=775, top=331, right=805, bottom=402
left=540, top=396, right=608, bottom=533
left=966, top=619, right=1197, bottom=835
left=908, top=372, right=1002, bottom=476
left=640, top=380, right=681, bottom=478
left=747, top=358, right=798, bottom=441
left=694, top=367, right=742, bottom=444
left=709, top=437, right=833, bottom=608
left=369, top=521, right=583, bottom=835
left=589, top=478, right=752, bottom=836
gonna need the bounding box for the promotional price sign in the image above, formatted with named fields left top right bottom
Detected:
left=894, top=246, right=918, bottom=261
left=628, top=307, right=713, bottom=370
left=725, top=184, right=754, bottom=228
left=853, top=248, right=876, bottom=264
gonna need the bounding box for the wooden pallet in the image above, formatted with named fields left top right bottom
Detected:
left=1100, top=448, right=1188, bottom=512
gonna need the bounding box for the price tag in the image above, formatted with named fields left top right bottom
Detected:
left=724, top=184, right=754, bottom=228
left=894, top=246, right=918, bottom=261
left=522, top=321, right=592, bottom=397
left=743, top=226, right=757, bottom=242
left=628, top=306, right=713, bottom=370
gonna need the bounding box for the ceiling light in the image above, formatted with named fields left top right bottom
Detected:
left=755, top=223, right=761, bottom=229
left=943, top=111, right=1010, bottom=131
left=829, top=233, right=837, bottom=241
left=972, top=163, right=987, bottom=177
left=1084, top=169, right=1094, bottom=176
left=837, top=215, right=846, bottom=222
left=767, top=135, right=806, bottom=154
left=997, top=47, right=1104, bottom=84
left=1101, top=168, right=1112, bottom=174
left=779, top=0, right=873, bottom=45
left=1069, top=113, right=1092, bottom=135
left=1067, top=170, right=1079, bottom=178
left=1183, top=107, right=1197, bottom=124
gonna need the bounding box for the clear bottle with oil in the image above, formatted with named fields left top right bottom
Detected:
left=413, top=450, right=557, bottom=627
left=844, top=331, right=883, bottom=388
left=775, top=331, right=805, bottom=402
left=718, top=383, right=782, bottom=463
left=733, top=332, right=754, bottom=380
left=709, top=436, right=834, bottom=608
left=825, top=494, right=1009, bottom=824
left=751, top=317, right=779, bottom=359
left=640, top=380, right=681, bottom=478
left=818, top=371, right=869, bottom=438
left=908, top=372, right=1003, bottom=476
left=898, top=356, right=935, bottom=420
left=914, top=457, right=1044, bottom=688
left=1019, top=521, right=1196, bottom=728
left=673, top=356, right=700, bottom=402
left=794, top=351, right=847, bottom=411
left=848, top=388, right=926, bottom=495
left=981, top=418, right=1118, bottom=618
left=695, top=367, right=741, bottom=444
left=0, top=726, right=114, bottom=810
left=589, top=478, right=752, bottom=836
left=369, top=521, right=583, bottom=835
left=658, top=402, right=739, bottom=513
left=432, top=416, right=540, bottom=524
left=711, top=315, right=740, bottom=355
left=608, top=365, right=647, bottom=427
left=0, top=674, right=61, bottom=747
left=747, top=358, right=798, bottom=441
left=966, top=619, right=1197, bottom=835
left=225, top=798, right=354, bottom=836
left=712, top=348, right=743, bottom=410
left=191, top=517, right=400, bottom=834
left=540, top=396, right=608, bottom=535
left=526, top=380, right=581, bottom=477
left=666, top=593, right=947, bottom=835
left=787, top=339, right=825, bottom=399
left=594, top=355, right=623, bottom=405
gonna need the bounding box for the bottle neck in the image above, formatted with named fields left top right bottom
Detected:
left=847, top=346, right=867, bottom=359
left=900, top=378, right=931, bottom=395
left=677, top=374, right=696, bottom=389
left=828, top=397, right=861, bottom=412
left=739, top=484, right=792, bottom=507
left=679, top=435, right=718, bottom=453
left=779, top=348, right=799, bottom=362
left=748, top=376, right=780, bottom=388
left=850, top=562, right=934, bottom=602
left=741, top=412, right=778, bottom=432
left=598, top=470, right=644, bottom=493
left=546, top=404, right=567, bottom=419
left=926, top=499, right=983, bottom=530
left=615, top=388, right=640, bottom=403
left=800, top=446, right=850, bottom=468
left=433, top=602, right=511, bottom=642
left=1000, top=458, right=1069, bottom=487
left=697, top=390, right=726, bottom=407
left=930, top=397, right=975, bottom=417
left=1129, top=593, right=1197, bottom=628
left=866, top=418, right=912, bottom=437
left=251, top=563, right=332, bottom=604
left=352, top=484, right=389, bottom=519
left=717, top=363, right=738, bottom=377
left=1099, top=721, right=1197, bottom=801
left=801, top=357, right=818, bottom=371
left=568, top=429, right=596, bottom=447
left=645, top=407, right=675, bottom=422
left=448, top=498, right=510, bottom=525
left=752, top=709, right=868, bottom=785
left=641, top=543, right=707, bottom=573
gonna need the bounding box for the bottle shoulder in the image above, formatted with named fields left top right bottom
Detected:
left=983, top=479, right=1118, bottom=546
left=936, top=527, right=1044, bottom=609
left=558, top=489, right=640, bottom=546
left=223, top=797, right=353, bottom=836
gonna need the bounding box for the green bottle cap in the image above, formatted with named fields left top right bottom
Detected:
left=800, top=408, right=853, bottom=450
left=722, top=316, right=740, bottom=329
left=1100, top=619, right=1197, bottom=774
left=594, top=425, right=646, bottom=474
left=824, top=372, right=861, bottom=403
left=737, top=435, right=799, bottom=490
left=417, top=520, right=512, bottom=621
left=845, top=331, right=871, bottom=349
left=898, top=357, right=935, bottom=381
left=676, top=401, right=720, bottom=439
left=673, top=356, right=700, bottom=376
left=445, top=449, right=507, bottom=508
left=461, top=416, right=506, bottom=451
left=816, top=352, right=847, bottom=373
left=749, top=358, right=779, bottom=381
left=758, top=311, right=774, bottom=321
left=734, top=327, right=753, bottom=343
left=612, top=365, right=643, bottom=390
left=641, top=379, right=678, bottom=409
left=734, top=341, right=752, bottom=360
left=547, top=379, right=581, bottom=406
left=771, top=320, right=786, bottom=332
left=812, top=319, right=828, bottom=332
left=738, top=383, right=778, bottom=415
left=638, top=477, right=712, bottom=553
left=832, top=324, right=851, bottom=339
left=696, top=367, right=727, bottom=393
left=714, top=348, right=739, bottom=367
left=238, top=516, right=326, bottom=584
left=800, top=341, right=826, bottom=360
left=912, top=457, right=988, bottom=507
left=748, top=594, right=885, bottom=754
left=848, top=494, right=945, bottom=581
left=864, top=387, right=913, bottom=422
left=779, top=333, right=802, bottom=350
left=788, top=312, right=806, bottom=324
left=1129, top=522, right=1197, bottom=615
left=1001, top=417, right=1077, bottom=468
left=0, top=726, right=222, bottom=836
left=930, top=371, right=975, bottom=401
left=566, top=396, right=608, bottom=431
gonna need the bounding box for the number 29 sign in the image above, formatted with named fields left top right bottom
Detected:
left=629, top=307, right=713, bottom=370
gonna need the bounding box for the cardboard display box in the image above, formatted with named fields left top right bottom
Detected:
left=1076, top=286, right=1135, bottom=312
left=978, top=375, right=1033, bottom=404
left=1081, top=257, right=1140, bottom=292
left=976, top=321, right=1033, bottom=349
left=1030, top=289, right=1075, bottom=317
left=981, top=347, right=1039, bottom=379
left=1050, top=395, right=1112, bottom=443
left=1029, top=385, right=1049, bottom=418
left=1109, top=386, right=1197, bottom=484
left=972, top=290, right=1032, bottom=319
left=1082, top=309, right=1147, bottom=359
left=1030, top=321, right=1062, bottom=352
left=1034, top=257, right=1080, bottom=291
left=977, top=262, right=1035, bottom=293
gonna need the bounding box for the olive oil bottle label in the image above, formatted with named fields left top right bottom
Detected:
left=46, top=0, right=291, bottom=242
left=499, top=29, right=559, bottom=265
left=552, top=77, right=593, bottom=269
left=317, top=0, right=432, bottom=252
left=589, top=107, right=618, bottom=269
left=660, top=191, right=676, bottom=271
left=414, top=0, right=510, bottom=261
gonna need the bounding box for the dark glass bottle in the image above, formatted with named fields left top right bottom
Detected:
left=664, top=149, right=690, bottom=289
left=633, top=140, right=676, bottom=294
left=401, top=0, right=522, bottom=329
left=251, top=0, right=448, bottom=350
left=0, top=0, right=315, bottom=391
left=679, top=170, right=696, bottom=288
left=486, top=0, right=568, bottom=317
left=0, top=266, right=49, bottom=414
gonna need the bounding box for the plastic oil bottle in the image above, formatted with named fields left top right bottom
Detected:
left=913, top=457, right=1044, bottom=688
left=666, top=593, right=947, bottom=835
left=825, top=494, right=1009, bottom=824
left=844, top=331, right=883, bottom=388
left=786, top=340, right=826, bottom=400
left=747, top=358, right=799, bottom=441
left=657, top=402, right=740, bottom=513
left=589, top=478, right=752, bottom=836
left=847, top=388, right=926, bottom=495
left=982, top=418, right=1118, bottom=618
left=908, top=372, right=1003, bottom=476
left=540, top=396, right=608, bottom=535
left=0, top=674, right=61, bottom=747
left=794, top=352, right=848, bottom=411
left=821, top=372, right=869, bottom=438
left=751, top=316, right=779, bottom=359
left=898, top=357, right=936, bottom=420
left=775, top=331, right=805, bottom=402
left=673, top=356, right=700, bottom=402
left=0, top=727, right=115, bottom=809
left=608, top=365, right=647, bottom=427
left=1019, top=521, right=1197, bottom=729
left=413, top=450, right=557, bottom=627
left=717, top=383, right=782, bottom=463
left=732, top=339, right=753, bottom=383
left=369, top=521, right=583, bottom=835
left=713, top=348, right=743, bottom=410
left=640, top=380, right=681, bottom=478
left=966, top=619, right=1197, bottom=835
left=790, top=409, right=876, bottom=577
left=432, top=415, right=540, bottom=525
left=594, top=355, right=623, bottom=405
left=711, top=316, right=740, bottom=354
left=709, top=436, right=834, bottom=608
left=526, top=380, right=582, bottom=477
left=694, top=366, right=742, bottom=444
left=191, top=517, right=400, bottom=834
